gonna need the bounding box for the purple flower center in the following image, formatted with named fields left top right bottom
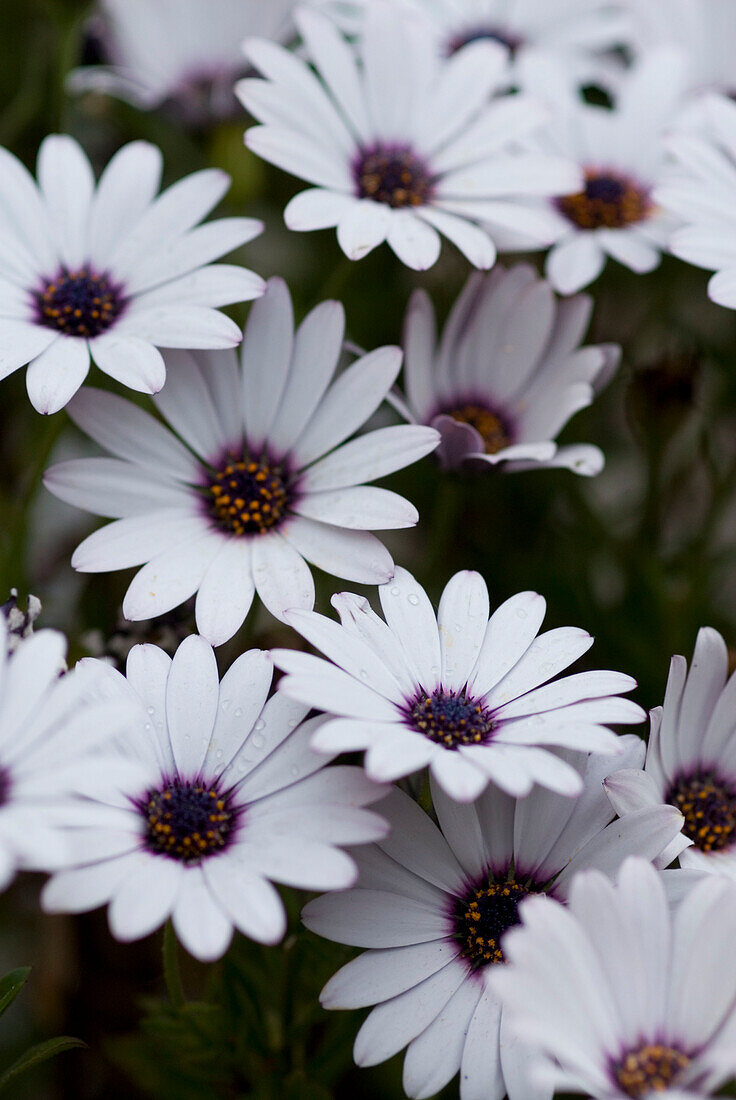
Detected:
left=666, top=769, right=736, bottom=853
left=140, top=779, right=236, bottom=864
left=447, top=24, right=523, bottom=55
left=453, top=877, right=537, bottom=970
left=34, top=267, right=126, bottom=338
left=557, top=168, right=653, bottom=230
left=409, top=689, right=495, bottom=749
left=207, top=455, right=292, bottom=536
left=354, top=144, right=435, bottom=209
left=611, top=1044, right=691, bottom=1097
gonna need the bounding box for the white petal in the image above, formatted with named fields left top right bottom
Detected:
left=26, top=337, right=90, bottom=414
left=387, top=210, right=442, bottom=271
left=166, top=635, right=220, bottom=776
left=195, top=538, right=255, bottom=646
left=242, top=277, right=294, bottom=451
left=90, top=334, right=166, bottom=394
left=546, top=235, right=606, bottom=295
left=251, top=533, right=315, bottom=621
left=171, top=869, right=233, bottom=961
left=203, top=857, right=286, bottom=945
left=438, top=572, right=490, bottom=693
left=122, top=533, right=220, bottom=620
left=337, top=200, right=392, bottom=261
left=283, top=517, right=394, bottom=584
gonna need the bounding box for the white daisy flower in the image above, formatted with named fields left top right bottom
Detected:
left=42, top=635, right=389, bottom=962
left=1, top=590, right=42, bottom=654
left=397, top=264, right=620, bottom=477
left=0, top=134, right=264, bottom=414
left=527, top=49, right=687, bottom=294
left=272, top=567, right=646, bottom=803
left=492, top=857, right=736, bottom=1099
left=656, top=94, right=736, bottom=310
left=0, top=617, right=137, bottom=891
left=302, top=754, right=685, bottom=1100
left=605, top=627, right=736, bottom=888
left=43, top=278, right=438, bottom=644
left=71, top=0, right=300, bottom=122
left=237, top=2, right=582, bottom=271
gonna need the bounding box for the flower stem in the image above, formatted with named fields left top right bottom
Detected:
left=163, top=921, right=185, bottom=1010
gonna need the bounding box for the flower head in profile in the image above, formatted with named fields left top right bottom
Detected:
left=303, top=755, right=684, bottom=1100
left=657, top=94, right=736, bottom=310
left=71, top=0, right=301, bottom=122
left=525, top=49, right=687, bottom=294
left=273, top=567, right=645, bottom=803
left=44, top=279, right=438, bottom=644
left=397, top=264, right=620, bottom=476
left=0, top=618, right=135, bottom=891
left=43, top=636, right=388, bottom=962
left=0, top=135, right=263, bottom=413
left=237, top=2, right=581, bottom=271
left=493, top=858, right=736, bottom=1099
left=605, top=627, right=736, bottom=888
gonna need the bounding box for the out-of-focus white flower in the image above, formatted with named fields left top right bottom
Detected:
left=303, top=755, right=684, bottom=1100
left=1, top=590, right=42, bottom=654
left=0, top=135, right=263, bottom=414
left=238, top=2, right=581, bottom=271
left=44, top=279, right=438, bottom=644
left=43, top=636, right=388, bottom=962
left=656, top=95, right=736, bottom=310
left=0, top=618, right=136, bottom=891
left=606, top=627, right=736, bottom=891
left=628, top=0, right=736, bottom=104
left=493, top=858, right=736, bottom=1099
left=273, top=567, right=646, bottom=803
left=397, top=264, right=620, bottom=476
left=71, top=0, right=301, bottom=121
left=326, top=0, right=634, bottom=89
left=525, top=50, right=687, bottom=294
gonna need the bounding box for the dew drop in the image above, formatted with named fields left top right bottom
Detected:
left=254, top=719, right=266, bottom=731
left=221, top=699, right=232, bottom=712
left=252, top=732, right=266, bottom=749
left=234, top=707, right=243, bottom=719
left=146, top=706, right=155, bottom=716
left=390, top=586, right=401, bottom=597
left=290, top=766, right=300, bottom=777
left=517, top=609, right=528, bottom=619
left=408, top=593, right=420, bottom=606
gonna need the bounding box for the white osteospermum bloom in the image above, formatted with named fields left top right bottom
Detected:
left=303, top=759, right=685, bottom=1100
left=71, top=0, right=300, bottom=120
left=493, top=858, right=736, bottom=1099
left=44, top=279, right=438, bottom=644
left=527, top=50, right=687, bottom=294
left=237, top=3, right=582, bottom=271
left=0, top=135, right=263, bottom=414
left=273, top=567, right=646, bottom=803
left=656, top=95, right=736, bottom=310
left=0, top=618, right=137, bottom=890
left=398, top=264, right=620, bottom=477
left=605, top=627, right=736, bottom=887
left=42, top=636, right=389, bottom=962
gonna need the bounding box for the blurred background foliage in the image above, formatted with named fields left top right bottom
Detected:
left=2, top=0, right=736, bottom=1097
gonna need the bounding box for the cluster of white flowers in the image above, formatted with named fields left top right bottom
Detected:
left=3, top=1, right=736, bottom=1097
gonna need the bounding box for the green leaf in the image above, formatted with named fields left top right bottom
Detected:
left=0, top=1036, right=86, bottom=1092
left=0, top=969, right=30, bottom=1019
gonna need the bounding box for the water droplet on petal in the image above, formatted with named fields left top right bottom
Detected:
left=254, top=719, right=266, bottom=731
left=221, top=699, right=232, bottom=712
left=234, top=707, right=243, bottom=719
left=517, top=609, right=527, bottom=619
left=146, top=706, right=155, bottom=716
left=252, top=733, right=266, bottom=749
left=390, top=586, right=401, bottom=597
left=408, top=594, right=419, bottom=606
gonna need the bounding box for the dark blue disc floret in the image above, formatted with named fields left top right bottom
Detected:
left=139, top=778, right=237, bottom=864
left=409, top=688, right=495, bottom=749
left=34, top=266, right=126, bottom=338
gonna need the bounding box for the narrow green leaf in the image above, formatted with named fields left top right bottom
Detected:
left=0, top=968, right=30, bottom=1019
left=0, top=1036, right=86, bottom=1092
